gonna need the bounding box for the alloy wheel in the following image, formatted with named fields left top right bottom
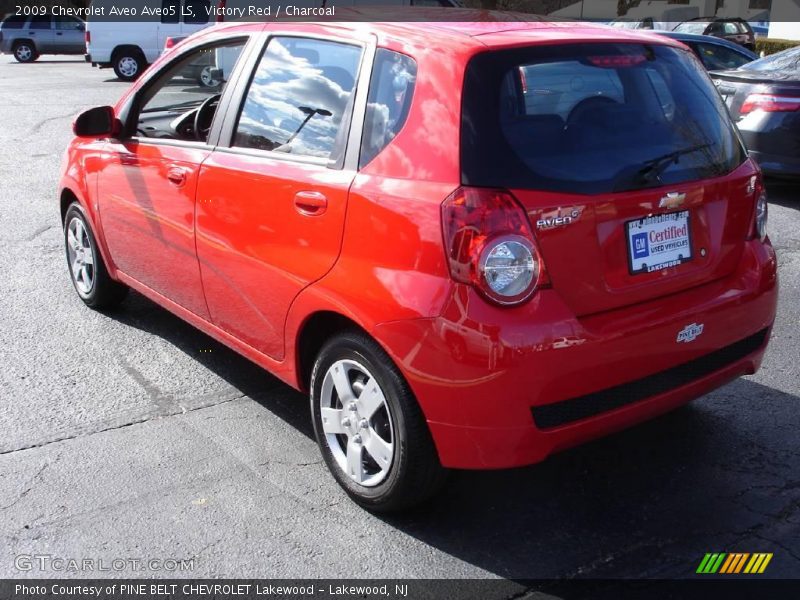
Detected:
left=15, top=45, right=33, bottom=61
left=66, top=217, right=95, bottom=296
left=319, top=359, right=395, bottom=487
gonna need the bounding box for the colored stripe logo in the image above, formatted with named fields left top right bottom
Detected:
left=697, top=553, right=773, bottom=574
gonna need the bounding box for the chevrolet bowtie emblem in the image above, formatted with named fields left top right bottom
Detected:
left=659, top=192, right=686, bottom=209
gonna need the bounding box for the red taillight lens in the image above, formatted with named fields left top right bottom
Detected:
left=217, top=0, right=227, bottom=21
left=587, top=54, right=647, bottom=68
left=740, top=93, right=800, bottom=115
left=519, top=67, right=527, bottom=94
left=441, top=187, right=548, bottom=306
left=85, top=30, right=90, bottom=44
left=164, top=37, right=177, bottom=50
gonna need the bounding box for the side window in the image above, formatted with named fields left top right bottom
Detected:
left=360, top=49, right=417, bottom=168
left=2, top=16, right=28, bottom=29
left=161, top=0, right=180, bottom=24
left=29, top=15, right=52, bottom=30
left=696, top=43, right=752, bottom=70
left=135, top=40, right=246, bottom=142
left=233, top=37, right=362, bottom=161
left=184, top=0, right=211, bottom=24
left=55, top=16, right=84, bottom=31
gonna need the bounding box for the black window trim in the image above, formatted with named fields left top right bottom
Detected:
left=215, top=29, right=377, bottom=172
left=115, top=32, right=259, bottom=151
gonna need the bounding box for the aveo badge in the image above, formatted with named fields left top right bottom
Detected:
left=677, top=323, right=704, bottom=343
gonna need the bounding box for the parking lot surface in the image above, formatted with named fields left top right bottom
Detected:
left=0, top=56, right=798, bottom=583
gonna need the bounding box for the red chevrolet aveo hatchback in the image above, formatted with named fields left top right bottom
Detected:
left=60, top=19, right=777, bottom=511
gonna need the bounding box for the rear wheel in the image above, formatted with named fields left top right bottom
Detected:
left=64, top=203, right=128, bottom=309
left=112, top=49, right=145, bottom=81
left=310, top=331, right=446, bottom=512
left=13, top=41, right=37, bottom=63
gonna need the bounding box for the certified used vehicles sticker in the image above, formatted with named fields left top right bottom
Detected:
left=627, top=210, right=692, bottom=274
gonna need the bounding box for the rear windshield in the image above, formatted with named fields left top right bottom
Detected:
left=461, top=43, right=745, bottom=195
left=674, top=23, right=709, bottom=34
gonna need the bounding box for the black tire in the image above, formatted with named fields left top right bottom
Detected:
left=310, top=330, right=447, bottom=512
left=63, top=202, right=128, bottom=309
left=112, top=48, right=146, bottom=81
left=12, top=41, right=37, bottom=63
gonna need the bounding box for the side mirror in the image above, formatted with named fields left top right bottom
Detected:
left=73, top=106, right=120, bottom=138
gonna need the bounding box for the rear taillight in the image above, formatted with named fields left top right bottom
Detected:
left=740, top=93, right=800, bottom=115
left=747, top=174, right=768, bottom=241
left=587, top=54, right=647, bottom=68
left=441, top=187, right=548, bottom=306
left=754, top=190, right=768, bottom=241
left=519, top=67, right=527, bottom=94
left=217, top=0, right=227, bottom=21
left=85, top=30, right=90, bottom=44
left=164, top=36, right=177, bottom=50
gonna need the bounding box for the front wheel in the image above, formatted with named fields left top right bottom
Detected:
left=64, top=203, right=128, bottom=309
left=310, top=331, right=446, bottom=512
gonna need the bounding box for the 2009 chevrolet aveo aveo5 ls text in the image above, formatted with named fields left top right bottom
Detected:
left=59, top=18, right=778, bottom=511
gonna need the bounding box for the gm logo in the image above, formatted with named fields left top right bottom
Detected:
left=697, top=552, right=773, bottom=574
left=632, top=232, right=649, bottom=259
left=677, top=323, right=704, bottom=343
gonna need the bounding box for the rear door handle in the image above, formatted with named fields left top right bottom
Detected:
left=293, top=191, right=328, bottom=216
left=167, top=166, right=189, bottom=187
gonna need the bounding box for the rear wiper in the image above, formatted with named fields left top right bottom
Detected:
left=635, top=143, right=713, bottom=185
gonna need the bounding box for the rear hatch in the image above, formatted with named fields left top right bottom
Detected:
left=462, top=41, right=754, bottom=317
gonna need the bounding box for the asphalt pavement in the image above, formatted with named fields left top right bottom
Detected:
left=0, top=56, right=798, bottom=584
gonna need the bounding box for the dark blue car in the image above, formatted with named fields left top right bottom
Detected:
left=658, top=31, right=758, bottom=70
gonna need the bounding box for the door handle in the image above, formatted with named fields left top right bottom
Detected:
left=293, top=191, right=328, bottom=216
left=56, top=32, right=64, bottom=36
left=167, top=166, right=188, bottom=187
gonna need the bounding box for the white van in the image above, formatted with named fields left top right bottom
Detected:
left=86, top=0, right=216, bottom=81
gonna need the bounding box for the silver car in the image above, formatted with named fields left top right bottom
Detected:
left=0, top=14, right=85, bottom=63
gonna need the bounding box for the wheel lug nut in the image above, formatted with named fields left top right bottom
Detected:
left=348, top=403, right=358, bottom=412
left=341, top=418, right=351, bottom=427
left=359, top=419, right=368, bottom=430
left=353, top=435, right=362, bottom=444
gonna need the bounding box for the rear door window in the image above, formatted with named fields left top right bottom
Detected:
left=233, top=37, right=362, bottom=162
left=29, top=15, right=52, bottom=29
left=461, top=43, right=745, bottom=195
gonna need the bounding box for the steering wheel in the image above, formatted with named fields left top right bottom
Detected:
left=564, top=96, right=619, bottom=131
left=194, top=93, right=222, bottom=142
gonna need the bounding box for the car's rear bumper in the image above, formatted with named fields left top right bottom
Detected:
left=374, top=238, right=778, bottom=469
left=739, top=113, right=800, bottom=178
left=747, top=150, right=800, bottom=179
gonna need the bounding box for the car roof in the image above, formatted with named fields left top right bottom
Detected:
left=659, top=31, right=758, bottom=57
left=685, top=16, right=747, bottom=23
left=208, top=12, right=686, bottom=52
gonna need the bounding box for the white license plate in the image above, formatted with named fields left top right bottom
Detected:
left=626, top=210, right=692, bottom=274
